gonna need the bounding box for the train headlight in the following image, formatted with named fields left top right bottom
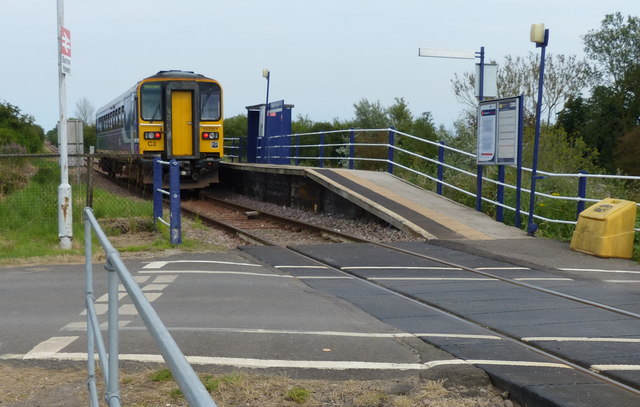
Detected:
left=144, top=132, right=162, bottom=140
left=202, top=132, right=219, bottom=140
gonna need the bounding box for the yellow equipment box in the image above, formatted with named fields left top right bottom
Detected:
left=570, top=198, right=636, bottom=258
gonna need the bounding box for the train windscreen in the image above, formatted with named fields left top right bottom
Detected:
left=199, top=83, right=221, bottom=121
left=141, top=83, right=163, bottom=121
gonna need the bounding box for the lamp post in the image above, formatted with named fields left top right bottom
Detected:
left=526, top=24, right=549, bottom=236
left=262, top=69, right=270, bottom=163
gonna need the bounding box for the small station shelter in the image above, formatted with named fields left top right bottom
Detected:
left=245, top=100, right=294, bottom=164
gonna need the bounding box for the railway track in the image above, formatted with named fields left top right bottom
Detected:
left=180, top=190, right=371, bottom=246
left=177, top=193, right=640, bottom=405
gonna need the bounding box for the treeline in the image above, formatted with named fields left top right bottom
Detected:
left=0, top=102, right=45, bottom=154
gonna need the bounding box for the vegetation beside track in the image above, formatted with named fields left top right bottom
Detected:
left=0, top=158, right=233, bottom=264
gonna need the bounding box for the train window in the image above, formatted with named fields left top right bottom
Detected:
left=199, top=82, right=221, bottom=121
left=141, top=83, right=163, bottom=121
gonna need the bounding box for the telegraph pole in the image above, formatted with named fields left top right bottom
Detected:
left=57, top=0, right=73, bottom=249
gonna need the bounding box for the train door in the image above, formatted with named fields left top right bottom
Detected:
left=171, top=90, right=193, bottom=156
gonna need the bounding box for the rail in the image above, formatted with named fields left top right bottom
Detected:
left=153, top=158, right=182, bottom=244
left=83, top=207, right=217, bottom=406
left=251, top=128, right=640, bottom=233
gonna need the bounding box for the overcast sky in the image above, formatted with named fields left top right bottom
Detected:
left=2, top=0, right=640, bottom=132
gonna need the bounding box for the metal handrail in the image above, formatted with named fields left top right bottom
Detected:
left=252, top=128, right=640, bottom=231
left=83, top=207, right=217, bottom=407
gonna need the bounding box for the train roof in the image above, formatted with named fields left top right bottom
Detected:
left=143, top=70, right=213, bottom=81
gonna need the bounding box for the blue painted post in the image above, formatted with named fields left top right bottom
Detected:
left=319, top=132, right=325, bottom=168
left=496, top=165, right=505, bottom=222
left=527, top=29, right=549, bottom=236
left=388, top=128, right=395, bottom=174
left=349, top=129, right=355, bottom=170
left=475, top=46, right=485, bottom=213
left=153, top=158, right=162, bottom=227
left=576, top=171, right=588, bottom=219
left=476, top=167, right=484, bottom=212
left=515, top=95, right=524, bottom=229
left=169, top=159, right=181, bottom=245
left=437, top=141, right=445, bottom=195
left=476, top=47, right=484, bottom=212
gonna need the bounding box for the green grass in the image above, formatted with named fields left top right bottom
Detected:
left=0, top=159, right=182, bottom=262
left=285, top=386, right=312, bottom=404
left=150, top=368, right=173, bottom=382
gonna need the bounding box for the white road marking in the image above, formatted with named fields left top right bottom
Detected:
left=275, top=265, right=330, bottom=269
left=342, top=266, right=462, bottom=271
left=370, top=277, right=496, bottom=281
left=144, top=293, right=163, bottom=302
left=297, top=276, right=352, bottom=279
left=2, top=351, right=572, bottom=371
left=95, top=293, right=127, bottom=303
left=62, top=320, right=132, bottom=331
left=112, top=327, right=503, bottom=341
left=80, top=304, right=108, bottom=316
left=153, top=275, right=178, bottom=284
left=120, top=304, right=138, bottom=315
left=341, top=266, right=531, bottom=271
left=592, top=364, right=640, bottom=371
left=513, top=278, right=573, bottom=281
left=139, top=270, right=293, bottom=278
left=143, top=260, right=261, bottom=269
left=142, top=284, right=168, bottom=291
left=559, top=268, right=640, bottom=275
left=22, top=336, right=78, bottom=359
left=523, top=337, right=640, bottom=343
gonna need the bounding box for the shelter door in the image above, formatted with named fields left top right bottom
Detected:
left=171, top=90, right=193, bottom=156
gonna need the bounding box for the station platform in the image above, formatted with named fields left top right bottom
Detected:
left=219, top=162, right=640, bottom=273
left=220, top=162, right=526, bottom=241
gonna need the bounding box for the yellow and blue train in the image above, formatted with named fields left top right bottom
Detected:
left=96, top=70, right=223, bottom=188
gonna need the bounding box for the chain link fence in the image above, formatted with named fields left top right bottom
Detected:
left=0, top=154, right=153, bottom=253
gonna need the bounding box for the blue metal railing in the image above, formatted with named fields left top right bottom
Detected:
left=249, top=128, right=640, bottom=232
left=83, top=207, right=217, bottom=406
left=153, top=158, right=181, bottom=245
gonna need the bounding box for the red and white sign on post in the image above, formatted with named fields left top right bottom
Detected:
left=60, top=27, right=71, bottom=75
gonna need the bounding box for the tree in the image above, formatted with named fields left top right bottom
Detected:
left=556, top=12, right=640, bottom=173
left=74, top=97, right=95, bottom=126
left=352, top=99, right=389, bottom=129
left=0, top=101, right=44, bottom=153
left=387, top=97, right=413, bottom=133
left=583, top=12, right=640, bottom=89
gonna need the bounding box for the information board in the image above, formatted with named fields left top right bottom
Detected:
left=476, top=96, right=521, bottom=166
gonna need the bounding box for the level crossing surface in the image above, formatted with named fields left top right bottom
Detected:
left=241, top=242, right=640, bottom=407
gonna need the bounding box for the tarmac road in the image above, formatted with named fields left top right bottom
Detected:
left=0, top=250, right=488, bottom=384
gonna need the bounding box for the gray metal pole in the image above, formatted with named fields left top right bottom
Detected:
left=57, top=0, right=73, bottom=248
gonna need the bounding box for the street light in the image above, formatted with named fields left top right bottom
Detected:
left=526, top=24, right=549, bottom=236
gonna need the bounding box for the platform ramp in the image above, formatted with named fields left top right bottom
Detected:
left=305, top=168, right=527, bottom=241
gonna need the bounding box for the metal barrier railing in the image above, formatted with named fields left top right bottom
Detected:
left=252, top=128, right=640, bottom=232
left=153, top=158, right=182, bottom=244
left=83, top=207, right=217, bottom=406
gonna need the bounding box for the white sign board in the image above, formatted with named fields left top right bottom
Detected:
left=475, top=63, right=497, bottom=99
left=477, top=96, right=521, bottom=166
left=60, top=27, right=71, bottom=75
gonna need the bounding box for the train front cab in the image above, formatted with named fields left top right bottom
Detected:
left=138, top=74, right=223, bottom=188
